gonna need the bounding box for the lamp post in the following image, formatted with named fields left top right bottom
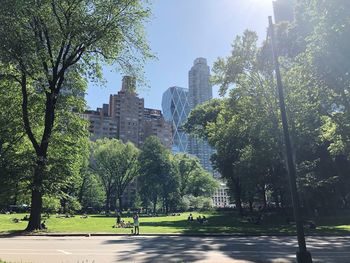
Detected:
left=268, top=16, right=312, bottom=263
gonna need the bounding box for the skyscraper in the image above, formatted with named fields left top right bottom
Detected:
left=188, top=58, right=212, bottom=108
left=109, top=76, right=144, bottom=147
left=188, top=58, right=214, bottom=172
left=143, top=108, right=173, bottom=149
left=162, top=86, right=190, bottom=153
left=81, top=105, right=118, bottom=141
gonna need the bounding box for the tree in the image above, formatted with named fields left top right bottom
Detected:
left=0, top=0, right=152, bottom=230
left=185, top=31, right=289, bottom=215
left=173, top=153, right=218, bottom=198
left=91, top=139, right=140, bottom=212
left=138, top=136, right=172, bottom=213
left=78, top=171, right=105, bottom=212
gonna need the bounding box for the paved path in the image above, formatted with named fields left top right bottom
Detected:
left=0, top=235, right=349, bottom=263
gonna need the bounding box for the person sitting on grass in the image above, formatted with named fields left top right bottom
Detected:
left=81, top=214, right=88, bottom=219
left=133, top=213, right=140, bottom=235
left=41, top=221, right=47, bottom=229
left=119, top=220, right=125, bottom=228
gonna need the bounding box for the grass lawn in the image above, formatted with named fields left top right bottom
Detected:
left=0, top=211, right=349, bottom=235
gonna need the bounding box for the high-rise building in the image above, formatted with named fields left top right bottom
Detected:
left=273, top=0, right=295, bottom=23
left=143, top=108, right=173, bottom=149
left=188, top=58, right=212, bottom=108
left=80, top=104, right=118, bottom=141
left=85, top=76, right=172, bottom=149
left=188, top=58, right=214, bottom=172
left=109, top=76, right=144, bottom=147
left=162, top=86, right=190, bottom=153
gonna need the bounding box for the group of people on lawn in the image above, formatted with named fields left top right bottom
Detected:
left=188, top=214, right=208, bottom=224
left=115, top=212, right=139, bottom=235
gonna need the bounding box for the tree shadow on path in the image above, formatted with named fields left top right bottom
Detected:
left=103, top=235, right=350, bottom=263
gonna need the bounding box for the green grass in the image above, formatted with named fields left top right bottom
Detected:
left=1, top=211, right=349, bottom=235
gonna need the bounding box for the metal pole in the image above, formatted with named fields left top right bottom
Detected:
left=268, top=16, right=312, bottom=263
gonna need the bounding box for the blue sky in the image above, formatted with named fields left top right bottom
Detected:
left=86, top=0, right=274, bottom=110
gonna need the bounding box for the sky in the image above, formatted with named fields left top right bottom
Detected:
left=86, top=0, right=274, bottom=111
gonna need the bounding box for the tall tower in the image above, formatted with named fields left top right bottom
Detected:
left=188, top=58, right=214, bottom=172
left=188, top=58, right=212, bottom=107
left=162, top=86, right=190, bottom=153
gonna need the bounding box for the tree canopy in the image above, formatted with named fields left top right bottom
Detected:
left=0, top=0, right=152, bottom=230
left=185, top=1, right=350, bottom=214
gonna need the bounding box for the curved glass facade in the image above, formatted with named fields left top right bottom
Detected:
left=162, top=86, right=190, bottom=153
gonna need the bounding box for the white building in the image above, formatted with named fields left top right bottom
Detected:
left=212, top=181, right=233, bottom=208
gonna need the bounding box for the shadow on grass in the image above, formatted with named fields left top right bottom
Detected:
left=140, top=211, right=350, bottom=236
left=139, top=212, right=297, bottom=235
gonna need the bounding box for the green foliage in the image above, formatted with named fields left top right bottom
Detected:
left=185, top=3, right=350, bottom=214
left=91, top=138, right=140, bottom=211
left=42, top=196, right=61, bottom=213
left=138, top=136, right=174, bottom=213
left=0, top=79, right=33, bottom=208
left=178, top=196, right=191, bottom=211
left=186, top=195, right=213, bottom=210
left=172, top=153, right=219, bottom=198
left=0, top=0, right=152, bottom=230
left=79, top=172, right=105, bottom=212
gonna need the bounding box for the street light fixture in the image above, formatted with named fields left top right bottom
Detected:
left=268, top=15, right=313, bottom=263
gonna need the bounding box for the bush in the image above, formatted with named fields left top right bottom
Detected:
left=202, top=198, right=214, bottom=210
left=66, top=197, right=82, bottom=214
left=178, top=196, right=190, bottom=211
left=42, top=195, right=60, bottom=213
left=186, top=195, right=213, bottom=210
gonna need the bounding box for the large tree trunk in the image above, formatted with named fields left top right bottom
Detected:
left=61, top=198, right=67, bottom=214
left=22, top=74, right=58, bottom=231
left=261, top=186, right=267, bottom=210
left=105, top=191, right=111, bottom=214
left=26, top=162, right=44, bottom=231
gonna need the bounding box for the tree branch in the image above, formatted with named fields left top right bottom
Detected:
left=20, top=73, right=40, bottom=154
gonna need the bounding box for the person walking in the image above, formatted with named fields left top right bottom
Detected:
left=133, top=213, right=140, bottom=235
left=116, top=212, right=121, bottom=228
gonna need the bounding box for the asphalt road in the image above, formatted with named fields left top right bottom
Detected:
left=0, top=235, right=349, bottom=263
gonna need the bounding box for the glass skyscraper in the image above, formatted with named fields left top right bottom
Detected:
left=162, top=58, right=214, bottom=173
left=188, top=58, right=214, bottom=173
left=162, top=86, right=190, bottom=153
